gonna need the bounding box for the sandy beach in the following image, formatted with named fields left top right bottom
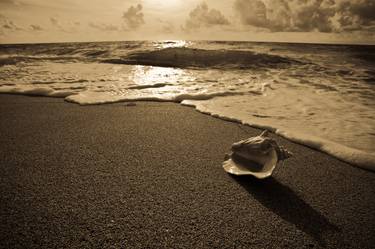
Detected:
left=0, top=94, right=374, bottom=249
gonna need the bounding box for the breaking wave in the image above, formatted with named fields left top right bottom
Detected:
left=101, top=47, right=301, bottom=69
left=0, top=44, right=302, bottom=70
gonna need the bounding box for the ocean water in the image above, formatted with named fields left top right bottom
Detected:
left=1, top=40, right=374, bottom=170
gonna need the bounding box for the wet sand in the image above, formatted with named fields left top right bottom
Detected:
left=0, top=94, right=374, bottom=249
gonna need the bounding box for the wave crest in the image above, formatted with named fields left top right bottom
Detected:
left=101, top=47, right=301, bottom=69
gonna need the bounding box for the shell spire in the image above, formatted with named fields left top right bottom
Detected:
left=260, top=130, right=269, bottom=137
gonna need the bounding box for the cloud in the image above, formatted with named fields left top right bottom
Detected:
left=2, top=20, right=21, bottom=30
left=122, top=4, right=144, bottom=30
left=50, top=17, right=60, bottom=26
left=30, top=24, right=43, bottom=31
left=0, top=13, right=43, bottom=35
left=162, top=23, right=174, bottom=34
left=89, top=22, right=118, bottom=31
left=331, top=0, right=375, bottom=32
left=157, top=19, right=174, bottom=34
left=0, top=14, right=22, bottom=32
left=233, top=0, right=375, bottom=33
left=184, top=2, right=230, bottom=30
left=50, top=17, right=79, bottom=33
left=0, top=0, right=21, bottom=6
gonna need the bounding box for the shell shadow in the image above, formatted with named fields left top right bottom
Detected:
left=232, top=175, right=340, bottom=247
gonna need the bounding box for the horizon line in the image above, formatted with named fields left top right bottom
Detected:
left=1, top=39, right=375, bottom=46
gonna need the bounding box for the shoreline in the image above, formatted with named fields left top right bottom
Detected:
left=182, top=100, right=375, bottom=172
left=1, top=91, right=374, bottom=171
left=1, top=94, right=375, bottom=248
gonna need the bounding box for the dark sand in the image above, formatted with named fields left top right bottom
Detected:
left=0, top=94, right=374, bottom=249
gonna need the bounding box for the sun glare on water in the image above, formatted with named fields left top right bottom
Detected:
left=154, top=40, right=189, bottom=49
left=125, top=65, right=195, bottom=98
left=131, top=65, right=186, bottom=87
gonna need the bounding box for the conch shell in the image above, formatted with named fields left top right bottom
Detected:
left=223, top=130, right=292, bottom=179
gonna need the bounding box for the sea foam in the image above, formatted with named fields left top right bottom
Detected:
left=1, top=40, right=374, bottom=172
left=182, top=99, right=375, bottom=171
left=2, top=81, right=374, bottom=171
left=0, top=85, right=76, bottom=97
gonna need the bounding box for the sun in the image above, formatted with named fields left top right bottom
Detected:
left=145, top=0, right=182, bottom=8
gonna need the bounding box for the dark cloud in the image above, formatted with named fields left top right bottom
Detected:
left=233, top=0, right=375, bottom=33
left=332, top=0, right=375, bottom=32
left=122, top=4, right=144, bottom=30
left=184, top=2, right=230, bottom=30
left=89, top=22, right=118, bottom=31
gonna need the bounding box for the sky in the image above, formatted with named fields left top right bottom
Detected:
left=0, top=0, right=374, bottom=44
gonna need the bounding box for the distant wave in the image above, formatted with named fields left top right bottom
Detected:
left=0, top=56, right=83, bottom=66
left=100, top=47, right=301, bottom=69
left=1, top=44, right=302, bottom=69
